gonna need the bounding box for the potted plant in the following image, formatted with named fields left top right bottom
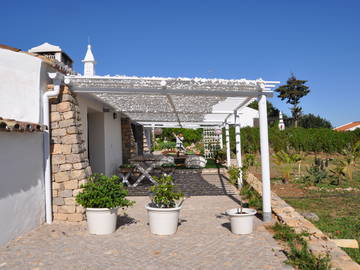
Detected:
left=226, top=166, right=257, bottom=234
left=76, top=174, right=134, bottom=235
left=145, top=175, right=184, bottom=235
left=226, top=201, right=257, bottom=235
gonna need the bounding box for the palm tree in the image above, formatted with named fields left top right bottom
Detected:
left=273, top=150, right=301, bottom=183
left=341, top=141, right=360, bottom=181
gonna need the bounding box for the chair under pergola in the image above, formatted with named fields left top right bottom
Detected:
left=64, top=75, right=279, bottom=221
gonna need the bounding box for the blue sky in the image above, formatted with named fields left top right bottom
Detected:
left=1, top=0, right=359, bottom=127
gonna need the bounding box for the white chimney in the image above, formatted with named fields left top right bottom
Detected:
left=82, top=44, right=96, bottom=76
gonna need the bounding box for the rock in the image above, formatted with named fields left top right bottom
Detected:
left=185, top=155, right=207, bottom=169
left=332, top=239, right=359, bottom=249
left=300, top=211, right=320, bottom=222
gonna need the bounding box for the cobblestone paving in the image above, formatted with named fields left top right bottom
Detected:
left=0, top=174, right=292, bottom=270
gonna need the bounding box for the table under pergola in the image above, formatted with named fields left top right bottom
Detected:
left=64, top=75, right=279, bottom=221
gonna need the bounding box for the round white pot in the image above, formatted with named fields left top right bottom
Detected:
left=86, top=207, right=118, bottom=235
left=146, top=204, right=182, bottom=235
left=226, top=208, right=257, bottom=235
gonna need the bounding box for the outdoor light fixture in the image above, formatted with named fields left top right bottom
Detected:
left=113, top=112, right=117, bottom=119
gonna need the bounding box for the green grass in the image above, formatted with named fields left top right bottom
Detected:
left=205, top=159, right=224, bottom=168
left=271, top=222, right=331, bottom=270
left=285, top=192, right=360, bottom=264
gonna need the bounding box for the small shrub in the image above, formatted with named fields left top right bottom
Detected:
left=76, top=174, right=135, bottom=209
left=214, top=148, right=226, bottom=164
left=227, top=166, right=241, bottom=186
left=150, top=176, right=184, bottom=208
left=329, top=160, right=346, bottom=185
left=240, top=183, right=262, bottom=210
left=301, top=165, right=328, bottom=185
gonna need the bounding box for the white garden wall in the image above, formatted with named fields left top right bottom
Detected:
left=0, top=133, right=45, bottom=245
left=0, top=49, right=43, bottom=123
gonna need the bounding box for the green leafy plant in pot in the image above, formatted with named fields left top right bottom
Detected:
left=76, top=174, right=134, bottom=235
left=146, top=175, right=184, bottom=235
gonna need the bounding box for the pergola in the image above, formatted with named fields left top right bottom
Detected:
left=64, top=75, right=279, bottom=221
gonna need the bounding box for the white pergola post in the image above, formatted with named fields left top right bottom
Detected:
left=234, top=111, right=243, bottom=187
left=225, top=123, right=231, bottom=167
left=259, top=94, right=272, bottom=222
left=151, top=124, right=155, bottom=146
left=219, top=126, right=224, bottom=149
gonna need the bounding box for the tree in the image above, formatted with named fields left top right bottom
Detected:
left=275, top=74, right=310, bottom=127
left=248, top=100, right=279, bottom=118
left=299, top=114, right=332, bottom=129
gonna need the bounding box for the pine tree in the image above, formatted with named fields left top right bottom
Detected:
left=275, top=74, right=310, bottom=127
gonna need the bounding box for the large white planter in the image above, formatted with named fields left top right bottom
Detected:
left=226, top=208, right=257, bottom=235
left=86, top=207, right=118, bottom=235
left=146, top=204, right=182, bottom=235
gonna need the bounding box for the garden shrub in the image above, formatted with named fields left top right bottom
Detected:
left=76, top=174, right=134, bottom=209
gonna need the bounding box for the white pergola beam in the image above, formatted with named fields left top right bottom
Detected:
left=223, top=97, right=253, bottom=124
left=70, top=87, right=273, bottom=98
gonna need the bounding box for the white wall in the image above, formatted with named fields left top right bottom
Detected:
left=0, top=49, right=43, bottom=123
left=88, top=112, right=106, bottom=174
left=239, top=107, right=259, bottom=127
left=78, top=94, right=104, bottom=158
left=0, top=133, right=45, bottom=245
left=104, top=112, right=123, bottom=176
left=0, top=48, right=50, bottom=245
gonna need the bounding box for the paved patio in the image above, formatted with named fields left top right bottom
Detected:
left=0, top=173, right=292, bottom=270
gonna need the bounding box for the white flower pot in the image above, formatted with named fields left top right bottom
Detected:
left=86, top=207, right=118, bottom=235
left=226, top=208, right=257, bottom=235
left=146, top=204, right=182, bottom=235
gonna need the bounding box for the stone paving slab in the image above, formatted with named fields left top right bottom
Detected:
left=0, top=173, right=292, bottom=270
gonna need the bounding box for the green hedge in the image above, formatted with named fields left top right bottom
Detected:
left=227, top=127, right=360, bottom=154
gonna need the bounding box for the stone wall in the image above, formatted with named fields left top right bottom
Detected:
left=132, top=123, right=144, bottom=155
left=50, top=86, right=92, bottom=222
left=121, top=117, right=137, bottom=163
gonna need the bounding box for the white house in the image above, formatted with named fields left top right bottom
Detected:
left=334, top=121, right=360, bottom=131
left=0, top=43, right=133, bottom=245
left=0, top=41, right=278, bottom=245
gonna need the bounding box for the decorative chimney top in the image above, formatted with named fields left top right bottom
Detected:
left=28, top=42, right=73, bottom=68
left=82, top=44, right=96, bottom=77
left=278, top=111, right=285, bottom=131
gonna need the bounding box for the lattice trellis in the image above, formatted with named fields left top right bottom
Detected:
left=203, top=128, right=221, bottom=159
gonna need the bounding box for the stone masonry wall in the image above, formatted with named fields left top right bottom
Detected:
left=121, top=117, right=137, bottom=163
left=50, top=86, right=92, bottom=222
